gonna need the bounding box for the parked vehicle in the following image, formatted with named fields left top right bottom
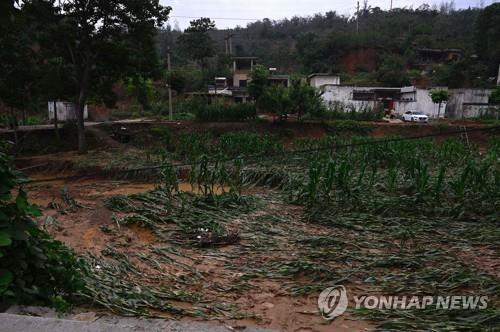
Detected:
left=402, top=111, right=429, bottom=123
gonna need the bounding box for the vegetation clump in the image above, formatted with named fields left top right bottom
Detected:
left=0, top=142, right=85, bottom=308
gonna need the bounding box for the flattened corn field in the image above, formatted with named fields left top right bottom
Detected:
left=26, top=130, right=500, bottom=331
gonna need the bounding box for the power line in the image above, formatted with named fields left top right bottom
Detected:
left=169, top=6, right=359, bottom=23
left=171, top=15, right=259, bottom=21
left=21, top=125, right=500, bottom=185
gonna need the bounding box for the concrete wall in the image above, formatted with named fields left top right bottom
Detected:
left=48, top=101, right=88, bottom=122
left=322, top=85, right=377, bottom=111
left=321, top=85, right=495, bottom=119
left=445, top=88, right=493, bottom=119
left=310, top=76, right=340, bottom=88
left=395, top=87, right=446, bottom=119
left=233, top=73, right=249, bottom=88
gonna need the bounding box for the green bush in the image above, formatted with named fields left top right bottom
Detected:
left=195, top=101, right=257, bottom=122
left=22, top=116, right=46, bottom=126
left=0, top=141, right=85, bottom=306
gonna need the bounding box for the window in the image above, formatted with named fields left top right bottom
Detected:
left=239, top=80, right=248, bottom=88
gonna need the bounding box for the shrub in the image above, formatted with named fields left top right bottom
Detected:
left=194, top=100, right=257, bottom=122
left=326, top=120, right=373, bottom=135
left=0, top=141, right=85, bottom=306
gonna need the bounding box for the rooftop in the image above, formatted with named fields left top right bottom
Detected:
left=308, top=73, right=340, bottom=78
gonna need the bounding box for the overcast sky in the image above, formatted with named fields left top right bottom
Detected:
left=162, top=0, right=498, bottom=30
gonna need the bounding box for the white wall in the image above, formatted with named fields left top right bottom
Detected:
left=322, top=85, right=376, bottom=111
left=48, top=101, right=88, bottom=122
left=446, top=88, right=493, bottom=119
left=322, top=85, right=496, bottom=119
left=395, top=87, right=446, bottom=119
left=310, top=75, right=340, bottom=88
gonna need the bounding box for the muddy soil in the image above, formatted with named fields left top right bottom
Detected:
left=24, top=175, right=376, bottom=332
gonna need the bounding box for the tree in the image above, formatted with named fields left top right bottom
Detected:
left=177, top=18, right=216, bottom=67
left=248, top=65, right=269, bottom=104
left=475, top=3, right=500, bottom=76
left=288, top=77, right=325, bottom=119
left=490, top=87, right=500, bottom=119
left=259, top=85, right=292, bottom=121
left=55, top=0, right=171, bottom=152
left=376, top=55, right=410, bottom=87
left=166, top=69, right=188, bottom=94
left=0, top=1, right=39, bottom=145
left=430, top=89, right=449, bottom=120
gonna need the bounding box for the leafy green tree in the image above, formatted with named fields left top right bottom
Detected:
left=125, top=76, right=155, bottom=112
left=0, top=141, right=85, bottom=305
left=260, top=85, right=292, bottom=121
left=54, top=0, right=171, bottom=152
left=166, top=70, right=188, bottom=94
left=0, top=2, right=37, bottom=129
left=376, top=55, right=410, bottom=87
left=248, top=65, right=269, bottom=104
left=475, top=3, right=500, bottom=76
left=288, top=77, right=325, bottom=119
left=490, top=87, right=500, bottom=119
left=430, top=89, right=449, bottom=120
left=177, top=18, right=216, bottom=68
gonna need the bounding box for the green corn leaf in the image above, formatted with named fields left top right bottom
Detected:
left=0, top=230, right=12, bottom=247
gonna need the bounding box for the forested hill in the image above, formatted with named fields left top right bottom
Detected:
left=158, top=3, right=500, bottom=89
left=214, top=6, right=478, bottom=71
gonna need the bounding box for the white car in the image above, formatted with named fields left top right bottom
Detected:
left=402, top=111, right=429, bottom=123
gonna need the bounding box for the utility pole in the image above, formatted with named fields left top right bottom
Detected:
left=390, top=0, right=393, bottom=10
left=225, top=33, right=234, bottom=55
left=356, top=1, right=360, bottom=34
left=167, top=47, right=173, bottom=121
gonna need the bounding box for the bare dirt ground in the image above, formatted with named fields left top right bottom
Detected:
left=24, top=175, right=377, bottom=332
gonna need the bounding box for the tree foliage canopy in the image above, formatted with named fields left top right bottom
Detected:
left=177, top=18, right=216, bottom=66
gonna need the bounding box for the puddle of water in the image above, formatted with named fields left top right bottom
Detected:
left=103, top=183, right=157, bottom=196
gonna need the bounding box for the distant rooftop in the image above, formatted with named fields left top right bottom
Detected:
left=308, top=73, right=340, bottom=78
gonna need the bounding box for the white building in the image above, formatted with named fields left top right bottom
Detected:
left=308, top=74, right=341, bottom=88
left=319, top=84, right=497, bottom=119
left=48, top=101, right=88, bottom=122
left=445, top=88, right=495, bottom=119
left=395, top=86, right=446, bottom=119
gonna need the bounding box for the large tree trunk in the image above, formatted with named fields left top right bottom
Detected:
left=76, top=61, right=91, bottom=154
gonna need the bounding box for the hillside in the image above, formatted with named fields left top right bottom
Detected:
left=158, top=4, right=500, bottom=89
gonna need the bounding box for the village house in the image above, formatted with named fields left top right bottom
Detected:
left=319, top=83, right=497, bottom=119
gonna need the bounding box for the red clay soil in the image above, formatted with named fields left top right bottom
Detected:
left=339, top=48, right=378, bottom=74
